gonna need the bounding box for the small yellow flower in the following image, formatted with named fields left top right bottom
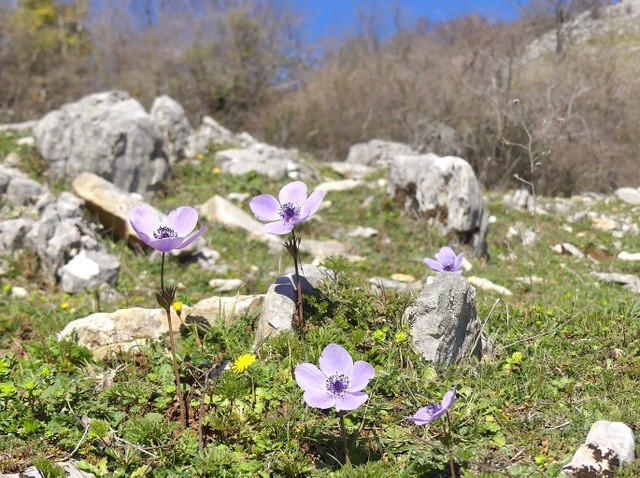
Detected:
left=213, top=167, right=221, bottom=174
left=197, top=153, right=204, bottom=160
left=60, top=302, right=69, bottom=310
left=173, top=301, right=183, bottom=313
left=232, top=354, right=256, bottom=374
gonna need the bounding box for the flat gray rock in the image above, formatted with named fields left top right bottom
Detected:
left=59, top=294, right=263, bottom=359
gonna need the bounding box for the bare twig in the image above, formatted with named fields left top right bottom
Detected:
left=112, top=436, right=159, bottom=458
left=61, top=399, right=90, bottom=461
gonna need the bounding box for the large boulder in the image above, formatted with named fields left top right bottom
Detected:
left=389, top=153, right=489, bottom=258
left=405, top=273, right=481, bottom=366
left=33, top=91, right=170, bottom=194
left=346, top=139, right=417, bottom=167
left=186, top=116, right=257, bottom=157
left=214, top=142, right=299, bottom=180
left=150, top=95, right=193, bottom=164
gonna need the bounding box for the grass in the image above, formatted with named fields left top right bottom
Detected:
left=1, top=132, right=639, bottom=477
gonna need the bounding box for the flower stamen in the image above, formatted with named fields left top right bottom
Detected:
left=153, top=226, right=178, bottom=240
left=326, top=373, right=350, bottom=397
left=278, top=202, right=301, bottom=224
left=442, top=260, right=455, bottom=271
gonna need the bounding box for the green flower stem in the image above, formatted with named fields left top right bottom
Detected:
left=159, top=252, right=186, bottom=429
left=445, top=414, right=456, bottom=478
left=285, top=230, right=305, bottom=336
left=339, top=412, right=351, bottom=468
left=160, top=250, right=165, bottom=292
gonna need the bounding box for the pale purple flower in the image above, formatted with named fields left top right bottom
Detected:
left=405, top=386, right=457, bottom=426
left=294, top=344, right=375, bottom=412
left=129, top=205, right=207, bottom=253
left=424, top=247, right=464, bottom=274
left=249, top=181, right=324, bottom=235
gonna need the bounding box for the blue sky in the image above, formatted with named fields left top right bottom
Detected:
left=307, top=0, right=525, bottom=38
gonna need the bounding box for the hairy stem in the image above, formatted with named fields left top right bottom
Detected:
left=286, top=230, right=305, bottom=335
left=160, top=252, right=186, bottom=428
left=339, top=412, right=351, bottom=468
left=445, top=414, right=456, bottom=478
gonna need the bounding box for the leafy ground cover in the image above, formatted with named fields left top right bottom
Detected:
left=1, top=132, right=639, bottom=477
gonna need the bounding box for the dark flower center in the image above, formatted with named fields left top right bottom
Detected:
left=153, top=226, right=178, bottom=240
left=326, top=373, right=350, bottom=397
left=278, top=202, right=301, bottom=224
left=424, top=403, right=441, bottom=417
left=441, top=260, right=455, bottom=271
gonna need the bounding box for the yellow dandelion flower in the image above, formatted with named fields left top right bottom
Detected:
left=60, top=302, right=69, bottom=310
left=197, top=153, right=204, bottom=160
left=213, top=167, right=221, bottom=174
left=232, top=354, right=256, bottom=374
left=173, top=301, right=183, bottom=313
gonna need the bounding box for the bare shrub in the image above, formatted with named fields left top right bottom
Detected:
left=0, top=0, right=93, bottom=119
left=260, top=3, right=638, bottom=195
left=88, top=0, right=310, bottom=129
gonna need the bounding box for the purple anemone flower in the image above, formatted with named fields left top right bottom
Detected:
left=249, top=181, right=324, bottom=235
left=424, top=247, right=464, bottom=274
left=405, top=385, right=457, bottom=426
left=294, top=344, right=375, bottom=412
left=129, top=205, right=207, bottom=253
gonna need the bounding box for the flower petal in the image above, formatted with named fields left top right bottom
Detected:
left=250, top=194, right=281, bottom=221
left=264, top=221, right=293, bottom=235
left=318, top=344, right=353, bottom=377
left=148, top=236, right=186, bottom=253
left=405, top=412, right=435, bottom=426
left=424, top=257, right=444, bottom=272
left=300, top=189, right=324, bottom=221
left=335, top=392, right=368, bottom=412
left=347, top=361, right=375, bottom=392
left=441, top=385, right=457, bottom=411
left=454, top=253, right=464, bottom=271
left=294, top=363, right=327, bottom=392
left=279, top=181, right=307, bottom=206
left=174, top=226, right=208, bottom=249
left=166, top=206, right=198, bottom=236
left=303, top=389, right=336, bottom=409
left=436, top=246, right=456, bottom=264
left=418, top=405, right=442, bottom=423
left=129, top=206, right=161, bottom=244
